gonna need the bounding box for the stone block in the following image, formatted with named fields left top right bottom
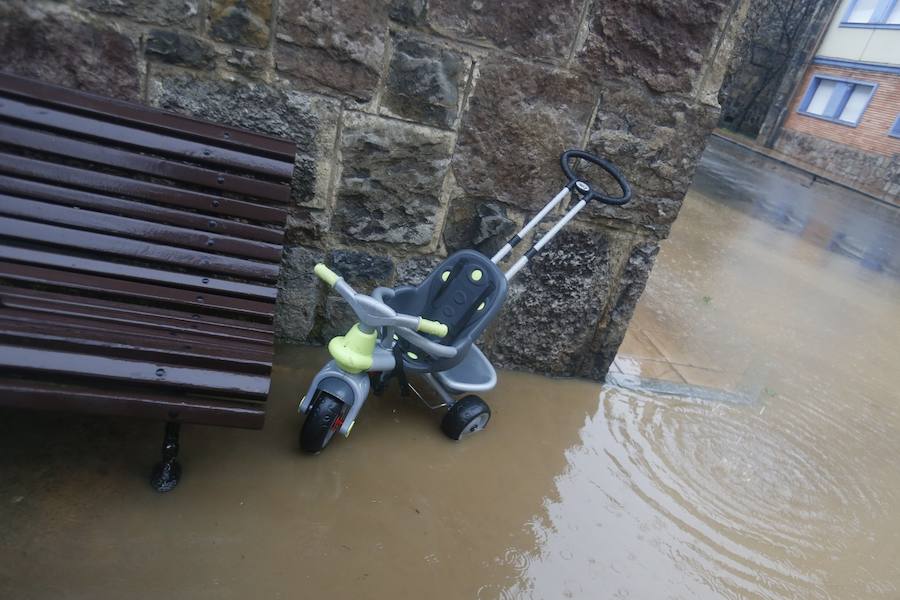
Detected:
left=584, top=239, right=659, bottom=380
left=319, top=295, right=358, bottom=343
left=381, top=32, right=470, bottom=130
left=328, top=249, right=395, bottom=291
left=389, top=0, right=427, bottom=25
left=427, top=0, right=582, bottom=60
left=146, top=30, right=216, bottom=70
left=225, top=48, right=270, bottom=77
left=284, top=208, right=331, bottom=246
left=80, top=0, right=200, bottom=29
left=452, top=57, right=597, bottom=212
left=148, top=74, right=340, bottom=209
left=209, top=0, right=272, bottom=49
left=276, top=0, right=388, bottom=101
left=442, top=198, right=517, bottom=256
left=394, top=255, right=444, bottom=286
left=581, top=80, right=719, bottom=236
left=574, top=0, right=731, bottom=93
left=0, top=5, right=141, bottom=101
left=332, top=112, right=455, bottom=246
left=486, top=225, right=633, bottom=376
left=275, top=245, right=326, bottom=343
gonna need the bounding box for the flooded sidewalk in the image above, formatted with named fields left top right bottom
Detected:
left=2, top=141, right=900, bottom=599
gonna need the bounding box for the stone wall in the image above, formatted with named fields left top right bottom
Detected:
left=717, top=0, right=836, bottom=137
left=775, top=130, right=900, bottom=203
left=718, top=0, right=784, bottom=135
left=0, top=0, right=747, bottom=379
left=756, top=0, right=839, bottom=148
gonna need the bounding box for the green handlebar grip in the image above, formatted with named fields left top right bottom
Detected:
left=418, top=318, right=449, bottom=338
left=313, top=263, right=339, bottom=287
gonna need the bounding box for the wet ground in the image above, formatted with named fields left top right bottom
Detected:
left=2, top=137, right=900, bottom=599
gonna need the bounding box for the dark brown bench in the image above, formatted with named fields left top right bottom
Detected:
left=0, top=73, right=295, bottom=491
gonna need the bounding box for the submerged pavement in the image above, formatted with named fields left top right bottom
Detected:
left=2, top=138, right=899, bottom=599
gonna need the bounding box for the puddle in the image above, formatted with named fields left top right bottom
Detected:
left=605, top=372, right=757, bottom=405
left=2, top=145, right=900, bottom=598
left=501, top=384, right=899, bottom=599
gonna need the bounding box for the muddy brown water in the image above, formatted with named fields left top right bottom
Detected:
left=2, top=149, right=900, bottom=598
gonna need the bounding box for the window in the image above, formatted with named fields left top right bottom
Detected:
left=847, top=0, right=880, bottom=22
left=888, top=1, right=900, bottom=22
left=842, top=0, right=900, bottom=26
left=798, top=75, right=876, bottom=126
left=890, top=116, right=900, bottom=138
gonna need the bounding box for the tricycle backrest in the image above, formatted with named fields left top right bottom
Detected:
left=387, top=249, right=507, bottom=373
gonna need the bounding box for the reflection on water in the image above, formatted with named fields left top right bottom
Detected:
left=502, top=385, right=899, bottom=599
left=695, top=136, right=900, bottom=277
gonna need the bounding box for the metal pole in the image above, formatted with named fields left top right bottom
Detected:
left=491, top=186, right=571, bottom=264
left=504, top=198, right=588, bottom=281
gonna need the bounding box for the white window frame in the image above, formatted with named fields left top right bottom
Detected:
left=890, top=115, right=900, bottom=139
left=841, top=0, right=900, bottom=28
left=797, top=74, right=878, bottom=127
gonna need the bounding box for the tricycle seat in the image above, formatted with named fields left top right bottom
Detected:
left=433, top=344, right=496, bottom=394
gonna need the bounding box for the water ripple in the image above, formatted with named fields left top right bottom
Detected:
left=596, top=385, right=895, bottom=598
left=503, top=384, right=898, bottom=600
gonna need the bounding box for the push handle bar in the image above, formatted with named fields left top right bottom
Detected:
left=314, top=264, right=448, bottom=338
left=560, top=149, right=632, bottom=206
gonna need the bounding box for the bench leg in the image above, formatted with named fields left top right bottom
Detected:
left=150, top=421, right=182, bottom=493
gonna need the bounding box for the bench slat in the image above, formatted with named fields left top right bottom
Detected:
left=0, top=288, right=274, bottom=341
left=0, top=377, right=266, bottom=428
left=0, top=261, right=276, bottom=318
left=0, top=122, right=291, bottom=203
left=0, top=96, right=293, bottom=180
left=0, top=344, right=272, bottom=398
left=0, top=323, right=273, bottom=375
left=0, top=175, right=285, bottom=245
left=0, top=215, right=281, bottom=281
left=0, top=308, right=273, bottom=361
left=2, top=310, right=273, bottom=352
left=0, top=245, right=277, bottom=299
left=0, top=153, right=288, bottom=224
left=0, top=72, right=296, bottom=161
left=0, top=285, right=274, bottom=336
left=0, top=195, right=283, bottom=263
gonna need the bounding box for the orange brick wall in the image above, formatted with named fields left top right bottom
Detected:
left=782, top=65, right=900, bottom=157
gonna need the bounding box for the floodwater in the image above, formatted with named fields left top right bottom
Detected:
left=2, top=138, right=900, bottom=599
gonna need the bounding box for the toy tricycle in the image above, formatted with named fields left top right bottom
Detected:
left=298, top=150, right=631, bottom=453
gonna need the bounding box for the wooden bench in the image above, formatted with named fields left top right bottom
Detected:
left=0, top=73, right=295, bottom=491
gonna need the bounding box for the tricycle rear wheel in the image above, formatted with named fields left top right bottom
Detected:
left=441, top=395, right=491, bottom=440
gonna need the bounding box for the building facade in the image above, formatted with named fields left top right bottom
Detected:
left=775, top=0, right=900, bottom=201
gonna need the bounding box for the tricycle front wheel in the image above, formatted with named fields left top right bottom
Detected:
left=300, top=392, right=348, bottom=454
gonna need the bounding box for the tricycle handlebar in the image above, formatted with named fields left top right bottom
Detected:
left=417, top=318, right=448, bottom=338
left=314, top=264, right=448, bottom=338
left=313, top=263, right=340, bottom=287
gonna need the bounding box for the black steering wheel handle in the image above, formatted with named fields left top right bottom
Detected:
left=560, top=149, right=632, bottom=206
